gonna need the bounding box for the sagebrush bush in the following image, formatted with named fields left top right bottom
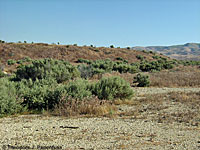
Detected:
left=65, top=79, right=92, bottom=100
left=15, top=58, right=80, bottom=83
left=78, top=64, right=94, bottom=79
left=113, top=63, right=139, bottom=74
left=91, top=59, right=114, bottom=73
left=16, top=78, right=58, bottom=110
left=133, top=73, right=150, bottom=87
left=93, top=76, right=134, bottom=100
left=7, top=59, right=16, bottom=65
left=0, top=78, right=23, bottom=116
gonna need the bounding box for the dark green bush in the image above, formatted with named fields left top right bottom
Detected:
left=136, top=55, right=145, bottom=61
left=93, top=76, right=134, bottom=100
left=77, top=58, right=92, bottom=64
left=7, top=59, right=16, bottom=65
left=110, top=45, right=114, bottom=48
left=0, top=78, right=23, bottom=116
left=116, top=57, right=128, bottom=63
left=91, top=59, right=114, bottom=73
left=15, top=58, right=80, bottom=83
left=113, top=63, right=139, bottom=73
left=133, top=73, right=150, bottom=87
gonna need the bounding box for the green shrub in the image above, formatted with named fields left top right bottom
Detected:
left=93, top=68, right=106, bottom=75
left=113, top=63, right=139, bottom=74
left=91, top=59, right=114, bottom=73
left=7, top=59, right=16, bottom=65
left=0, top=78, right=23, bottom=116
left=16, top=78, right=58, bottom=110
left=136, top=55, right=145, bottom=61
left=133, top=73, right=150, bottom=87
left=93, top=76, right=134, bottom=100
left=77, top=58, right=92, bottom=64
left=15, top=58, right=80, bottom=83
left=65, top=79, right=92, bottom=100
left=116, top=57, right=128, bottom=63
left=78, top=64, right=94, bottom=79
left=0, top=70, right=4, bottom=78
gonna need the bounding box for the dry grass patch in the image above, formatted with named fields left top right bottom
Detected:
left=139, top=92, right=200, bottom=125
left=150, top=66, right=200, bottom=87
left=52, top=97, right=117, bottom=117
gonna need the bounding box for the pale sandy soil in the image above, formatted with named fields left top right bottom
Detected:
left=0, top=88, right=200, bottom=150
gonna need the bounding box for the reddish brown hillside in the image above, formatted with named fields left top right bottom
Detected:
left=0, top=43, right=169, bottom=68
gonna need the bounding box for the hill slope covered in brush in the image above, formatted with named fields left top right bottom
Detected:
left=0, top=42, right=168, bottom=67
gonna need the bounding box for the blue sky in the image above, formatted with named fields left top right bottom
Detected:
left=0, top=0, right=199, bottom=47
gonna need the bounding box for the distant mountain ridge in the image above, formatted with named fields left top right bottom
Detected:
left=132, top=43, right=200, bottom=60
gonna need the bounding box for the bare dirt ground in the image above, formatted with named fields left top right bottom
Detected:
left=0, top=87, right=200, bottom=150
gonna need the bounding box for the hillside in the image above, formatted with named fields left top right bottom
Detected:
left=0, top=42, right=169, bottom=71
left=133, top=43, right=200, bottom=60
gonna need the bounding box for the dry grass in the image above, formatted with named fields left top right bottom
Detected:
left=135, top=91, right=200, bottom=125
left=52, top=97, right=117, bottom=117
left=0, top=43, right=159, bottom=72
left=149, top=66, right=200, bottom=87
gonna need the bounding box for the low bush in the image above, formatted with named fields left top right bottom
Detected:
left=0, top=78, right=23, bottom=116
left=7, top=59, right=16, bottom=65
left=92, top=76, right=134, bottom=100
left=136, top=55, right=145, bottom=61
left=133, top=73, right=150, bottom=87
left=78, top=64, right=94, bottom=79
left=77, top=58, right=92, bottom=64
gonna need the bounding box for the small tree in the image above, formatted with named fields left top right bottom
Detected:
left=133, top=73, right=150, bottom=87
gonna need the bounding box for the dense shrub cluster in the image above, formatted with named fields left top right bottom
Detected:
left=16, top=78, right=58, bottom=110
left=0, top=55, right=182, bottom=117
left=77, top=58, right=140, bottom=75
left=75, top=57, right=176, bottom=78
left=0, top=58, right=134, bottom=117
left=178, top=60, right=200, bottom=66
left=133, top=58, right=176, bottom=72
left=15, top=58, right=80, bottom=83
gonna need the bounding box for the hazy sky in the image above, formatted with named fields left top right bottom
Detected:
left=0, top=0, right=199, bottom=47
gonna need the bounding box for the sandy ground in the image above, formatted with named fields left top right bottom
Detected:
left=0, top=87, right=200, bottom=150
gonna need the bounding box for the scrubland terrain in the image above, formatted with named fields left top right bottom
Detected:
left=0, top=42, right=200, bottom=149
left=133, top=43, right=200, bottom=61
